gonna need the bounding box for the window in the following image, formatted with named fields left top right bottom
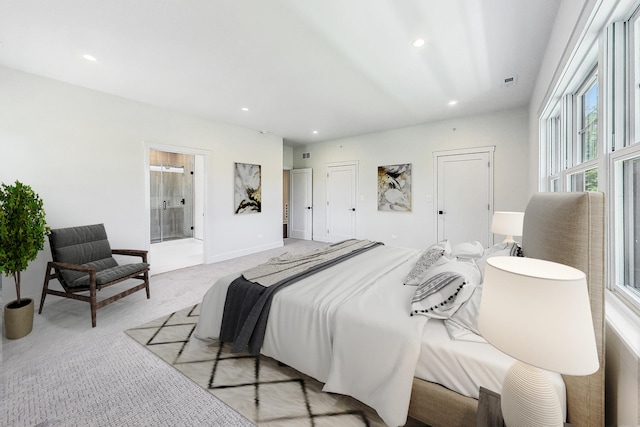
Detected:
left=612, top=146, right=640, bottom=304
left=549, top=115, right=561, bottom=175
left=545, top=112, right=562, bottom=192
left=567, top=168, right=598, bottom=192
left=622, top=158, right=640, bottom=290
left=577, top=76, right=598, bottom=162
left=630, top=8, right=640, bottom=144
left=542, top=72, right=599, bottom=193
left=540, top=4, right=640, bottom=314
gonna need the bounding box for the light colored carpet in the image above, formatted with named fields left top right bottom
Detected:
left=125, top=305, right=393, bottom=427
left=2, top=238, right=325, bottom=427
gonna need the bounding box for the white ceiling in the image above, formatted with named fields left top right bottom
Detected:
left=0, top=0, right=560, bottom=146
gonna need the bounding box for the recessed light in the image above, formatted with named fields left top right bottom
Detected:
left=83, top=54, right=97, bottom=62
left=312, top=130, right=319, bottom=135
left=448, top=100, right=458, bottom=106
left=412, top=38, right=426, bottom=48
left=241, top=107, right=249, bottom=112
left=260, top=130, right=268, bottom=134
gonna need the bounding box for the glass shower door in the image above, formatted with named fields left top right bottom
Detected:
left=150, top=150, right=195, bottom=243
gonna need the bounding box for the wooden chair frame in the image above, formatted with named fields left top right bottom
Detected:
left=39, top=249, right=150, bottom=327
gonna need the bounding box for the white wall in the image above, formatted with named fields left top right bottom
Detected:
left=283, top=145, right=294, bottom=170
left=293, top=107, right=530, bottom=248
left=0, top=66, right=284, bottom=301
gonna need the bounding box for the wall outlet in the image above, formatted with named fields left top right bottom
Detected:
left=258, top=234, right=264, bottom=239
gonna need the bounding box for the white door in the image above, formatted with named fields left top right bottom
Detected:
left=290, top=168, right=313, bottom=240
left=436, top=149, right=493, bottom=247
left=326, top=162, right=357, bottom=243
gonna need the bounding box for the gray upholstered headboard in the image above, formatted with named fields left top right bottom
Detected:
left=522, top=192, right=605, bottom=427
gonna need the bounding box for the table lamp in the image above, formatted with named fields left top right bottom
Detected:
left=478, top=256, right=599, bottom=427
left=491, top=212, right=525, bottom=243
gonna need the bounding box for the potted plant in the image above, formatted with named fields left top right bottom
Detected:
left=0, top=181, right=50, bottom=339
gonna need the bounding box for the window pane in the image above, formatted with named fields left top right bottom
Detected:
left=580, top=81, right=598, bottom=162
left=623, top=158, right=640, bottom=291
left=585, top=168, right=598, bottom=191
left=550, top=177, right=559, bottom=192
left=568, top=172, right=584, bottom=192
left=550, top=116, right=561, bottom=174
left=568, top=168, right=598, bottom=192
left=635, top=16, right=640, bottom=145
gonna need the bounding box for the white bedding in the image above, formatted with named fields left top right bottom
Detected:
left=195, top=244, right=567, bottom=426
left=416, top=319, right=567, bottom=420
left=195, top=245, right=425, bottom=426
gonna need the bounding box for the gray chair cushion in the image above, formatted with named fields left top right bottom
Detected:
left=49, top=224, right=147, bottom=289
left=70, top=262, right=150, bottom=288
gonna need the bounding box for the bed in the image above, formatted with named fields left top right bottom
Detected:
left=195, top=191, right=605, bottom=427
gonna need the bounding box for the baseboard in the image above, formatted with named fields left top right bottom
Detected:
left=206, top=240, right=284, bottom=264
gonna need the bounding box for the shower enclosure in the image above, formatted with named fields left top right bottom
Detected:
left=150, top=150, right=195, bottom=243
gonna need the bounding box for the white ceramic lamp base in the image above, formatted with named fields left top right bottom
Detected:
left=501, top=361, right=563, bottom=427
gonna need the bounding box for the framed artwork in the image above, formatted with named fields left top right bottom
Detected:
left=234, top=162, right=262, bottom=214
left=377, top=163, right=412, bottom=211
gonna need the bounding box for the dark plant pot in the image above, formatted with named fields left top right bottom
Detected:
left=4, top=298, right=34, bottom=339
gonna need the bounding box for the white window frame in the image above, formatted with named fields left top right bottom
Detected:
left=629, top=7, right=640, bottom=145
left=538, top=2, right=640, bottom=317
left=609, top=143, right=640, bottom=314
left=566, top=160, right=600, bottom=191
left=575, top=69, right=599, bottom=165
left=542, top=69, right=600, bottom=193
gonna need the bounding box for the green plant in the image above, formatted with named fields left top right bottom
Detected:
left=0, top=181, right=50, bottom=305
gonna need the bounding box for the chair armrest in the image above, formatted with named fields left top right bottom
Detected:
left=50, top=261, right=96, bottom=274
left=112, top=249, right=148, bottom=262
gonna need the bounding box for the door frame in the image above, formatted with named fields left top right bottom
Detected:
left=325, top=160, right=359, bottom=243
left=433, top=146, right=494, bottom=245
left=143, top=142, right=209, bottom=259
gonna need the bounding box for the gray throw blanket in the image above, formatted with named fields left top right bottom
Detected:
left=219, top=239, right=383, bottom=355
left=242, top=239, right=382, bottom=286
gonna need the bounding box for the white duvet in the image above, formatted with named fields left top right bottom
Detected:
left=194, top=245, right=425, bottom=426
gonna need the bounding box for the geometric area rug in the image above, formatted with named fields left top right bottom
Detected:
left=125, top=305, right=419, bottom=427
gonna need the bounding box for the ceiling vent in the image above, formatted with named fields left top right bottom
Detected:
left=502, top=75, right=517, bottom=88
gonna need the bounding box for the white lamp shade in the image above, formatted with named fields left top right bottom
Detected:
left=491, top=211, right=524, bottom=238
left=478, top=256, right=599, bottom=376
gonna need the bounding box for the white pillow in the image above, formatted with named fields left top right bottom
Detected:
left=444, top=284, right=483, bottom=336
left=484, top=241, right=522, bottom=257
left=404, top=240, right=452, bottom=286
left=419, top=256, right=481, bottom=290
left=445, top=241, right=523, bottom=339
left=475, top=241, right=523, bottom=275
left=410, top=258, right=481, bottom=319
left=451, top=241, right=484, bottom=259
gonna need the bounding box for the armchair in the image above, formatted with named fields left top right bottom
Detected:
left=39, top=223, right=150, bottom=327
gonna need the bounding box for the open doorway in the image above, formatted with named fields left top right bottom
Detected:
left=147, top=148, right=205, bottom=274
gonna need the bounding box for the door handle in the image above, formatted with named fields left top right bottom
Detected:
left=163, top=201, right=167, bottom=210
left=306, top=206, right=312, bottom=210
left=349, top=208, right=356, bottom=211
left=438, top=210, right=445, bottom=214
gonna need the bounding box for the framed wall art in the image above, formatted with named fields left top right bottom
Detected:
left=234, top=162, right=262, bottom=214
left=377, top=163, right=412, bottom=211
